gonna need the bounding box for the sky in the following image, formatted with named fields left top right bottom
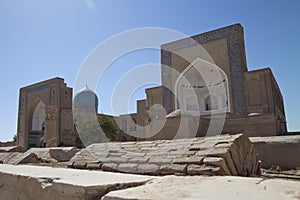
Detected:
left=0, top=0, right=299, bottom=141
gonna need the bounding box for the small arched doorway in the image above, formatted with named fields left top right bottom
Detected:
left=205, top=95, right=218, bottom=111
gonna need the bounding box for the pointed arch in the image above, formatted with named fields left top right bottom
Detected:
left=28, top=98, right=45, bottom=131
left=27, top=98, right=46, bottom=148
left=32, top=101, right=46, bottom=131
left=174, top=58, right=230, bottom=115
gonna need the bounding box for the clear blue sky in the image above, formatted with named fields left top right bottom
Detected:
left=0, top=0, right=299, bottom=141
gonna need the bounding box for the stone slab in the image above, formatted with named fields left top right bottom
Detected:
left=250, top=135, right=300, bottom=169
left=103, top=176, right=300, bottom=200
left=27, top=147, right=79, bottom=162
left=26, top=148, right=51, bottom=161
left=0, top=152, right=20, bottom=163
left=0, top=164, right=153, bottom=200
left=7, top=152, right=39, bottom=165
left=0, top=146, right=26, bottom=153
left=250, top=135, right=300, bottom=144
left=203, top=157, right=231, bottom=175
left=159, top=164, right=187, bottom=175
left=49, top=147, right=79, bottom=162
left=0, top=152, right=39, bottom=164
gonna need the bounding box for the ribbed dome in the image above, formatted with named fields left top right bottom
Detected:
left=74, top=85, right=98, bottom=112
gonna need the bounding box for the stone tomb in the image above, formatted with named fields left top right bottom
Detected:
left=70, top=134, right=261, bottom=176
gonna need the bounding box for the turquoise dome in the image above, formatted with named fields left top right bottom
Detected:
left=74, top=86, right=98, bottom=112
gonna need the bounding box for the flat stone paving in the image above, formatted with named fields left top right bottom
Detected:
left=1, top=164, right=299, bottom=200
left=70, top=134, right=260, bottom=176
left=103, top=175, right=300, bottom=200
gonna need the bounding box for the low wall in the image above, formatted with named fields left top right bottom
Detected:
left=250, top=135, right=300, bottom=170
left=0, top=141, right=16, bottom=147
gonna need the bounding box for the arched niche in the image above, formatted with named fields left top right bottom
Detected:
left=32, top=101, right=45, bottom=131
left=26, top=99, right=46, bottom=148
left=174, top=58, right=230, bottom=115
left=30, top=99, right=46, bottom=131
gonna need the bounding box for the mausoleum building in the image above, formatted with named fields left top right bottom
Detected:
left=119, top=24, right=287, bottom=140
left=16, top=24, right=287, bottom=148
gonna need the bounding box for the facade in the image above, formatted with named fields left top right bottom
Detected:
left=120, top=24, right=287, bottom=140
left=16, top=24, right=287, bottom=148
left=17, top=78, right=75, bottom=148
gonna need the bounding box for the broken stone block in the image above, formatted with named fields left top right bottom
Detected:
left=159, top=164, right=187, bottom=175
left=86, top=162, right=102, bottom=170
left=73, top=161, right=87, bottom=169
left=26, top=147, right=79, bottom=162
left=206, top=147, right=239, bottom=176
left=0, top=152, right=39, bottom=165
left=0, top=152, right=20, bottom=164
left=70, top=149, right=97, bottom=164
left=7, top=152, right=39, bottom=165
left=187, top=164, right=220, bottom=176
left=203, top=157, right=231, bottom=175
left=48, top=147, right=79, bottom=162
left=0, top=146, right=26, bottom=153
left=136, top=164, right=160, bottom=175
left=117, top=163, right=138, bottom=174
left=26, top=148, right=52, bottom=162
left=101, top=163, right=118, bottom=172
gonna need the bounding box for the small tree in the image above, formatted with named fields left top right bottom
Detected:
left=76, top=119, right=108, bottom=146
left=75, top=115, right=120, bottom=147
left=98, top=115, right=119, bottom=141
left=13, top=134, right=17, bottom=142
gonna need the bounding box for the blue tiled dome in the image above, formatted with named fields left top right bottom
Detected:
left=74, top=85, right=98, bottom=112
